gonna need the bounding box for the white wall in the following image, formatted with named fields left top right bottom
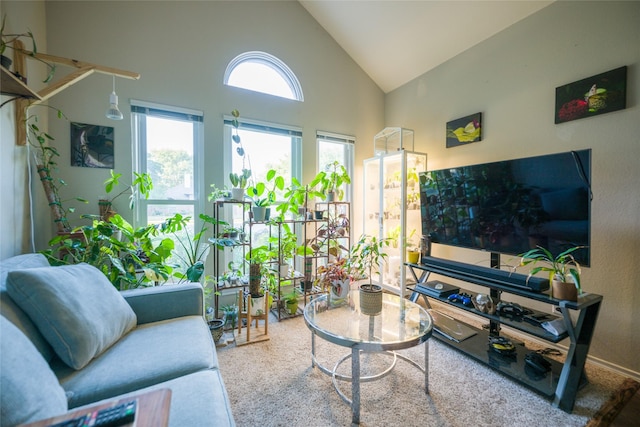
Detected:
left=0, top=1, right=49, bottom=259
left=0, top=1, right=384, bottom=252
left=385, top=1, right=640, bottom=376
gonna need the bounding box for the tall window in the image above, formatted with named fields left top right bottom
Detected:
left=131, top=100, right=204, bottom=233
left=224, top=117, right=302, bottom=247
left=317, top=131, right=355, bottom=202
left=224, top=51, right=304, bottom=101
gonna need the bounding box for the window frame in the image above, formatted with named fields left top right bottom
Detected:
left=224, top=51, right=304, bottom=101
left=131, top=100, right=204, bottom=228
left=316, top=131, right=355, bottom=203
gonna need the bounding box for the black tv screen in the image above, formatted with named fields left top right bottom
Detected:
left=419, top=149, right=591, bottom=266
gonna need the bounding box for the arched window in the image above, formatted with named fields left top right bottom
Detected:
left=224, top=51, right=304, bottom=101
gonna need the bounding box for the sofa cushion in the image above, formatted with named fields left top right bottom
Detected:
left=55, top=316, right=217, bottom=408
left=74, top=370, right=235, bottom=427
left=0, top=316, right=68, bottom=426
left=7, top=263, right=137, bottom=370
left=0, top=253, right=55, bottom=361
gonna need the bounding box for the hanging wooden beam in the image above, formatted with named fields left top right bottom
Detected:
left=6, top=46, right=140, bottom=146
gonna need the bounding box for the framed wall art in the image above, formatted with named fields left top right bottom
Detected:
left=446, top=112, right=482, bottom=148
left=555, top=66, right=627, bottom=124
left=70, top=122, right=115, bottom=168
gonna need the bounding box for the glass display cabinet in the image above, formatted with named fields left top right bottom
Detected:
left=364, top=128, right=426, bottom=296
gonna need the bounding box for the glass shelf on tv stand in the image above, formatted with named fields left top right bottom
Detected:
left=405, top=261, right=603, bottom=413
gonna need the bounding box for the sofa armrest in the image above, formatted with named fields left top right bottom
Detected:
left=121, top=282, right=204, bottom=325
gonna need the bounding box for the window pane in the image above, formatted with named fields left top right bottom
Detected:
left=233, top=128, right=292, bottom=195
left=318, top=137, right=354, bottom=202
left=147, top=116, right=194, bottom=200
left=228, top=62, right=295, bottom=99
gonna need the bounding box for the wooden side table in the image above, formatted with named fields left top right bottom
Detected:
left=18, top=388, right=171, bottom=427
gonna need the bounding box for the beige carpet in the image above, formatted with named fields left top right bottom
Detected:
left=216, top=315, right=627, bottom=427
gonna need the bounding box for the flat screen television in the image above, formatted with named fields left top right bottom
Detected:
left=419, top=149, right=591, bottom=266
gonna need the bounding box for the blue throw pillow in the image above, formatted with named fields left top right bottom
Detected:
left=7, top=263, right=137, bottom=370
left=1, top=316, right=68, bottom=426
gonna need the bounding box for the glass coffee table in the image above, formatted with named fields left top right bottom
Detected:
left=304, top=290, right=433, bottom=424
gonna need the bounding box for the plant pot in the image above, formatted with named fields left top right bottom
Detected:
left=249, top=295, right=266, bottom=316
left=359, top=284, right=382, bottom=315
left=407, top=250, right=420, bottom=264
left=279, top=263, right=290, bottom=278
left=314, top=210, right=325, bottom=220
left=231, top=188, right=245, bottom=201
left=552, top=279, right=578, bottom=301
left=285, top=299, right=299, bottom=315
left=331, top=278, right=350, bottom=299
left=208, top=319, right=225, bottom=343
left=300, top=281, right=313, bottom=292
left=326, top=191, right=336, bottom=202
left=1, top=55, right=12, bottom=69
left=252, top=206, right=267, bottom=222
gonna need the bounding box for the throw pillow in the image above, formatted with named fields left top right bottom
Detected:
left=0, top=316, right=68, bottom=426
left=7, top=263, right=137, bottom=370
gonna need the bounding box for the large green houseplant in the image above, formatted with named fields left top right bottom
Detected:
left=45, top=214, right=177, bottom=290
left=519, top=245, right=584, bottom=301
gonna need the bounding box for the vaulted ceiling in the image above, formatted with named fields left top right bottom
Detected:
left=299, top=1, right=554, bottom=93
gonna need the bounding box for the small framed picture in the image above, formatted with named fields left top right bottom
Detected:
left=446, top=112, right=482, bottom=148
left=70, top=122, right=114, bottom=168
left=555, top=66, right=627, bottom=124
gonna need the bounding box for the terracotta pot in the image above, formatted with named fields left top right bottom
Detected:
left=552, top=279, right=578, bottom=301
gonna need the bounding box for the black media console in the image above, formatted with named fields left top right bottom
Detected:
left=407, top=256, right=602, bottom=413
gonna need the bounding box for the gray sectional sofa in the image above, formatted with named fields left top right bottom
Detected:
left=0, top=253, right=235, bottom=427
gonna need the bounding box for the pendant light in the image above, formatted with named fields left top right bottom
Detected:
left=106, top=75, right=123, bottom=120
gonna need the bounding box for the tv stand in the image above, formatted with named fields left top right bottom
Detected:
left=406, top=257, right=602, bottom=413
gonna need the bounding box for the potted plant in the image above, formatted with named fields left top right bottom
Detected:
left=102, top=170, right=153, bottom=220
left=45, top=213, right=178, bottom=290
left=161, top=213, right=222, bottom=284
left=320, top=160, right=351, bottom=201
left=221, top=304, right=239, bottom=331
left=228, top=109, right=252, bottom=201
left=245, top=245, right=275, bottom=314
left=229, top=169, right=251, bottom=201
left=1, top=15, right=56, bottom=83
left=347, top=234, right=391, bottom=315
left=519, top=245, right=584, bottom=301
left=275, top=223, right=298, bottom=277
left=247, top=169, right=285, bottom=221
left=317, top=257, right=350, bottom=299
left=276, top=173, right=325, bottom=219
left=282, top=288, right=300, bottom=315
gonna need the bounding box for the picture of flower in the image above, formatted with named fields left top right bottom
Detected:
left=555, top=66, right=627, bottom=124
left=446, top=112, right=482, bottom=148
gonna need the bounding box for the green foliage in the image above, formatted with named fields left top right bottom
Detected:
left=104, top=170, right=153, bottom=210
left=44, top=214, right=178, bottom=290
left=276, top=173, right=326, bottom=218
left=519, top=246, right=584, bottom=293
left=229, top=168, right=251, bottom=189
left=1, top=14, right=56, bottom=83
left=160, top=213, right=224, bottom=283
left=247, top=168, right=285, bottom=207
left=27, top=110, right=88, bottom=232
left=347, top=234, right=391, bottom=282
left=320, top=161, right=351, bottom=200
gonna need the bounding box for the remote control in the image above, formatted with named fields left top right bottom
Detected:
left=50, top=400, right=136, bottom=427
